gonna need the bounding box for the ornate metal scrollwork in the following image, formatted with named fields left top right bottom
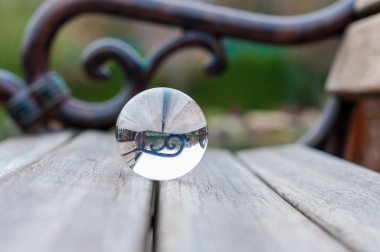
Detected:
left=19, top=0, right=229, bottom=130
left=0, top=70, right=42, bottom=131
left=116, top=127, right=207, bottom=159
left=0, top=0, right=367, bottom=132
left=135, top=133, right=188, bottom=158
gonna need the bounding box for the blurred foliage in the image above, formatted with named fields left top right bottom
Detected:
left=184, top=40, right=327, bottom=110
left=0, top=1, right=39, bottom=76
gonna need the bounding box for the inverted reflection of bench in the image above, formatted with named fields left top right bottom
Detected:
left=1, top=0, right=380, bottom=251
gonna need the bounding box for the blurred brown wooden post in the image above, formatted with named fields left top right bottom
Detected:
left=327, top=8, right=380, bottom=170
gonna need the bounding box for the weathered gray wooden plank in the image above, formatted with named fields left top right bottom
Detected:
left=0, top=131, right=72, bottom=178
left=0, top=131, right=153, bottom=252
left=155, top=149, right=348, bottom=252
left=239, top=144, right=380, bottom=252
left=326, top=13, right=380, bottom=97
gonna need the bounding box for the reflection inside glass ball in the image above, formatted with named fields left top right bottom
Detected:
left=115, top=87, right=208, bottom=180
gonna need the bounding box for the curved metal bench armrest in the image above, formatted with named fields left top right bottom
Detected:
left=0, top=0, right=377, bottom=135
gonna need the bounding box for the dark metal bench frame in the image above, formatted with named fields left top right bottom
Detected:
left=0, top=0, right=376, bottom=157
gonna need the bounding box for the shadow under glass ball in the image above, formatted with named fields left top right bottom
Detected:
left=115, top=87, right=208, bottom=180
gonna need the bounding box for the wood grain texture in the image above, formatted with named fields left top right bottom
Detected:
left=0, top=131, right=72, bottom=178
left=239, top=144, right=380, bottom=252
left=155, top=149, right=348, bottom=252
left=0, top=131, right=153, bottom=252
left=326, top=13, right=380, bottom=97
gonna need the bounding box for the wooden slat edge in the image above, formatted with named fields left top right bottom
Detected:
left=0, top=130, right=153, bottom=252
left=0, top=131, right=73, bottom=178
left=155, top=149, right=348, bottom=252
left=326, top=12, right=380, bottom=97
left=238, top=144, right=380, bottom=252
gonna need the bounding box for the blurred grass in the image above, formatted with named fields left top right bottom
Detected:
left=184, top=40, right=326, bottom=110
left=0, top=1, right=38, bottom=76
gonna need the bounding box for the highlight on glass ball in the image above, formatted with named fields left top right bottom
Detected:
left=115, top=87, right=208, bottom=181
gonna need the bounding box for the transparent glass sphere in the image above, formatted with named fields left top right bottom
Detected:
left=115, top=87, right=208, bottom=180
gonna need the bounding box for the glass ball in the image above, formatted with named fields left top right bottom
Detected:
left=115, top=87, right=208, bottom=180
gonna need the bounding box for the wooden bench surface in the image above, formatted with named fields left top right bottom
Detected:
left=0, top=130, right=379, bottom=252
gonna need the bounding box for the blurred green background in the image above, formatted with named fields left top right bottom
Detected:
left=0, top=0, right=338, bottom=148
